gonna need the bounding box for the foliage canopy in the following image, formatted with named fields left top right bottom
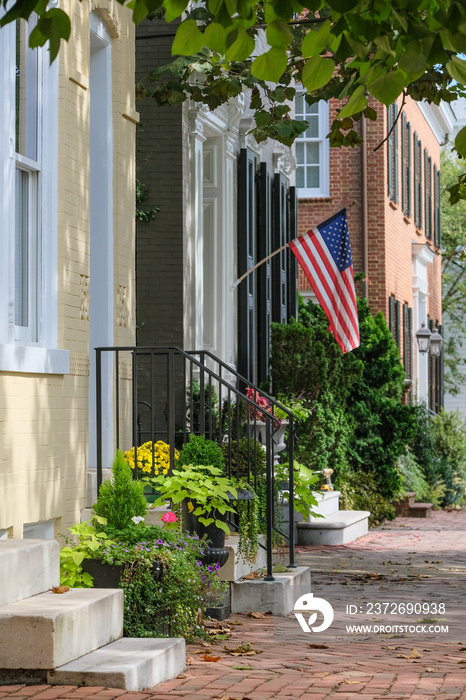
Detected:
left=5, top=1, right=466, bottom=156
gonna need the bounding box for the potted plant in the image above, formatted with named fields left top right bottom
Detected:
left=123, top=440, right=179, bottom=502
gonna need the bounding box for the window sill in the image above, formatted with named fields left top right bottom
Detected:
left=0, top=345, right=70, bottom=374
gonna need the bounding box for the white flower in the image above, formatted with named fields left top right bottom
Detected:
left=131, top=516, right=145, bottom=525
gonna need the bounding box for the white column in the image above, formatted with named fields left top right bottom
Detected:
left=412, top=243, right=436, bottom=404
left=188, top=110, right=206, bottom=350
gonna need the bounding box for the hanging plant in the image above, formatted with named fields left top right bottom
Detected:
left=234, top=485, right=260, bottom=566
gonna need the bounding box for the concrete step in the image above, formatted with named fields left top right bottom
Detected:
left=394, top=492, right=417, bottom=515
left=48, top=637, right=186, bottom=691
left=0, top=588, right=123, bottom=669
left=0, top=540, right=60, bottom=607
left=219, top=534, right=266, bottom=582
left=310, top=491, right=341, bottom=518
left=408, top=503, right=433, bottom=518
left=231, top=566, right=311, bottom=615
left=297, top=510, right=370, bottom=546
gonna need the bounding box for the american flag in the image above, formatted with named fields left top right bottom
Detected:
left=289, top=209, right=360, bottom=353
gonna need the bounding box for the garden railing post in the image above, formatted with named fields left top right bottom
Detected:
left=96, top=348, right=103, bottom=494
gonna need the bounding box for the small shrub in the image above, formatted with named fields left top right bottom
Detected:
left=178, top=434, right=225, bottom=473
left=339, top=471, right=396, bottom=526
left=92, top=450, right=147, bottom=530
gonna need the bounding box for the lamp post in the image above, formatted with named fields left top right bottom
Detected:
left=415, top=323, right=431, bottom=354
left=429, top=327, right=443, bottom=357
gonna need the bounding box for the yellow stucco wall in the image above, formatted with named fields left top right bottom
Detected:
left=0, top=0, right=136, bottom=538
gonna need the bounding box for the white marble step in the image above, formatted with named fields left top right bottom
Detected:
left=0, top=539, right=60, bottom=607
left=219, top=534, right=266, bottom=582
left=0, top=588, right=123, bottom=669
left=48, top=637, right=186, bottom=691
left=297, top=510, right=370, bottom=546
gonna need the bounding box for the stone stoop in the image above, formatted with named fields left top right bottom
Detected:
left=297, top=510, right=370, bottom=546
left=231, top=566, right=311, bottom=615
left=48, top=638, right=186, bottom=690
left=219, top=534, right=267, bottom=582
left=395, top=492, right=433, bottom=518
left=0, top=540, right=186, bottom=691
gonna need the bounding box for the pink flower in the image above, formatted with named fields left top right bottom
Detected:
left=161, top=511, right=177, bottom=524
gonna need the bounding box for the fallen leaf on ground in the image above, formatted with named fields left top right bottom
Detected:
left=202, top=654, right=222, bottom=662
left=425, top=667, right=442, bottom=673
left=339, top=680, right=362, bottom=685
left=397, top=649, right=423, bottom=659
left=312, top=672, right=329, bottom=677
left=192, top=649, right=209, bottom=654
left=232, top=665, right=254, bottom=670
left=306, top=643, right=329, bottom=649
left=224, top=643, right=262, bottom=656
left=229, top=620, right=244, bottom=625
left=186, top=657, right=194, bottom=665
left=51, top=586, right=70, bottom=594
left=176, top=672, right=194, bottom=679
left=248, top=611, right=266, bottom=618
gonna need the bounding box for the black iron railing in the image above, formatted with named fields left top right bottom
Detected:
left=95, top=346, right=299, bottom=579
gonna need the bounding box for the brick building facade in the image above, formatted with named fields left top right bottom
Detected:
left=296, top=95, right=453, bottom=410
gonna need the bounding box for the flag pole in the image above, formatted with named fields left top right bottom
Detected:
left=231, top=242, right=290, bottom=290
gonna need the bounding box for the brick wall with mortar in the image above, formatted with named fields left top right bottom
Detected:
left=135, top=20, right=188, bottom=349
left=0, top=0, right=137, bottom=538
left=298, top=95, right=442, bottom=379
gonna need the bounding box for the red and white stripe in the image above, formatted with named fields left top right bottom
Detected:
left=290, top=228, right=360, bottom=353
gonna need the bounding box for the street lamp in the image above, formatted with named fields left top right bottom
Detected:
left=429, top=327, right=443, bottom=357
left=415, top=323, right=431, bottom=354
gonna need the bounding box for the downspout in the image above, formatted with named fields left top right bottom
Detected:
left=361, top=114, right=369, bottom=300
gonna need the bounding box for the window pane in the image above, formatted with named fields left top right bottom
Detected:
left=15, top=18, right=38, bottom=161
left=295, top=93, right=304, bottom=119
left=296, top=166, right=305, bottom=188
left=307, top=166, right=320, bottom=188
left=306, top=142, right=320, bottom=164
left=304, top=116, right=319, bottom=138
left=296, top=142, right=304, bottom=165
left=15, top=169, right=29, bottom=327
left=306, top=102, right=319, bottom=116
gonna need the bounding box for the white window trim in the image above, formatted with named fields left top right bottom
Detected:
left=0, top=20, right=68, bottom=374
left=295, top=97, right=330, bottom=198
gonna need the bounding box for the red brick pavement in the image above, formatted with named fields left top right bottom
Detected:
left=1, top=510, right=466, bottom=699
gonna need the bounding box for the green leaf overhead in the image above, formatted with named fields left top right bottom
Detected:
left=251, top=47, right=287, bottom=81
left=367, top=71, right=406, bottom=106
left=4, top=0, right=466, bottom=190
left=301, top=55, right=335, bottom=93
left=172, top=19, right=204, bottom=55
left=455, top=126, right=466, bottom=159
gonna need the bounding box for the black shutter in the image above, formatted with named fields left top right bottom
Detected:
left=434, top=166, right=441, bottom=247
left=257, top=162, right=272, bottom=387
left=395, top=299, right=401, bottom=350
left=388, top=295, right=395, bottom=336
left=401, top=113, right=407, bottom=213
left=272, top=173, right=288, bottom=324
left=418, top=138, right=423, bottom=229
left=413, top=132, right=419, bottom=225
left=287, top=186, right=298, bottom=320
left=387, top=106, right=393, bottom=198
left=393, top=104, right=399, bottom=203
left=238, top=148, right=257, bottom=383
left=407, top=122, right=412, bottom=217
left=408, top=307, right=413, bottom=381
left=403, top=303, right=408, bottom=375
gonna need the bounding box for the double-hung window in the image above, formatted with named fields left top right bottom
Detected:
left=15, top=18, right=40, bottom=343
left=295, top=94, right=329, bottom=197
left=0, top=16, right=68, bottom=373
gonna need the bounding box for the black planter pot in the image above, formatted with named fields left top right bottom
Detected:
left=81, top=558, right=163, bottom=588
left=181, top=500, right=227, bottom=548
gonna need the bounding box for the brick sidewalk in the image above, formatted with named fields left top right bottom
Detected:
left=1, top=510, right=466, bottom=699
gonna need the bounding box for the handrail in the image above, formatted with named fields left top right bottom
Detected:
left=95, top=345, right=300, bottom=578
